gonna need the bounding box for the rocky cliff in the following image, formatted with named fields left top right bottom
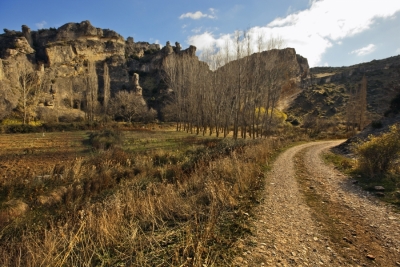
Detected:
left=0, top=20, right=310, bottom=122
left=285, top=55, right=400, bottom=124
left=0, top=21, right=194, bottom=121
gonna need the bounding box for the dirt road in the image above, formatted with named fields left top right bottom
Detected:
left=234, top=141, right=400, bottom=266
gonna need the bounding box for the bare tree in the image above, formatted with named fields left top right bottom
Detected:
left=266, top=34, right=286, bottom=50
left=346, top=75, right=367, bottom=131
left=357, top=75, right=368, bottom=130
left=86, top=61, right=98, bottom=122
left=16, top=62, right=45, bottom=124
left=160, top=31, right=290, bottom=139
left=161, top=53, right=184, bottom=130
left=232, top=30, right=244, bottom=139
left=109, top=90, right=146, bottom=122
left=103, top=62, right=110, bottom=114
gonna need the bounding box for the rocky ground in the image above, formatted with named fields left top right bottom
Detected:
left=233, top=141, right=400, bottom=266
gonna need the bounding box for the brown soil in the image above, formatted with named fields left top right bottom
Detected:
left=233, top=141, right=400, bottom=266
left=0, top=132, right=88, bottom=176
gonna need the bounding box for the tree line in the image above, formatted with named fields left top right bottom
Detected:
left=161, top=32, right=293, bottom=139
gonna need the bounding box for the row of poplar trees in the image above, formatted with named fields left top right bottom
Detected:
left=161, top=32, right=293, bottom=139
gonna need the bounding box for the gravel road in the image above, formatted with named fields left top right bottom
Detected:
left=233, top=141, right=400, bottom=267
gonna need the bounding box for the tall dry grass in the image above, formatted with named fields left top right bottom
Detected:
left=0, top=134, right=304, bottom=266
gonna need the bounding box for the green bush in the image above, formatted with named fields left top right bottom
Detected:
left=88, top=129, right=123, bottom=150
left=354, top=125, right=400, bottom=176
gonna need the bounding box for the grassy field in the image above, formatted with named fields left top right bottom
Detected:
left=0, top=129, right=216, bottom=174
left=0, top=127, right=307, bottom=266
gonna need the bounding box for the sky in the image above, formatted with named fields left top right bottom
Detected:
left=1, top=0, right=400, bottom=67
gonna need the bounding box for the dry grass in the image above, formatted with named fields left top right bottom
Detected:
left=0, top=129, right=305, bottom=266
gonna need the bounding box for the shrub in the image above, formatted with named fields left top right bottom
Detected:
left=354, top=125, right=400, bottom=176
left=371, top=120, right=383, bottom=129
left=5, top=124, right=36, bottom=133
left=384, top=93, right=400, bottom=117
left=88, top=129, right=123, bottom=150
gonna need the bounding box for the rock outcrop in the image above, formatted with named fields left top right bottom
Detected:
left=132, top=73, right=143, bottom=96
left=217, top=47, right=310, bottom=88
left=22, top=25, right=33, bottom=47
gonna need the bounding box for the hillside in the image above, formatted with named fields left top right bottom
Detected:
left=286, top=55, right=400, bottom=124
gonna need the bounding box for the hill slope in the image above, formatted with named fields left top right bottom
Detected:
left=285, top=55, right=400, bottom=124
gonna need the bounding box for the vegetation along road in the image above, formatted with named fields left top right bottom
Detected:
left=234, top=141, right=400, bottom=267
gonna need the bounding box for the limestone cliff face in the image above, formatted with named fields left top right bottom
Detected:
left=44, top=21, right=126, bottom=66
left=0, top=20, right=198, bottom=121
left=217, top=48, right=310, bottom=88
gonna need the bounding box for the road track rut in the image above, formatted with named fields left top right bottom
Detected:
left=233, top=141, right=400, bottom=267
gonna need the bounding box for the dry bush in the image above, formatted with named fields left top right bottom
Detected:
left=36, top=186, right=67, bottom=206
left=0, top=199, right=29, bottom=224
left=88, top=129, right=123, bottom=150
left=354, top=125, right=400, bottom=176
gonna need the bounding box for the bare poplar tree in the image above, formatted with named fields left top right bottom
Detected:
left=346, top=88, right=357, bottom=131
left=266, top=34, right=286, bottom=50
left=86, top=61, right=98, bottom=122
left=103, top=62, right=110, bottom=114
left=161, top=53, right=184, bottom=130
left=16, top=61, right=38, bottom=124
left=357, top=75, right=367, bottom=130
left=233, top=30, right=244, bottom=139
left=160, top=31, right=290, bottom=139
left=346, top=75, right=368, bottom=131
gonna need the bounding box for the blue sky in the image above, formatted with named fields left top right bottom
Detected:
left=1, top=0, right=400, bottom=67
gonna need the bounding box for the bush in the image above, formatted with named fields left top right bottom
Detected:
left=384, top=93, right=400, bottom=117
left=5, top=124, right=36, bottom=133
left=354, top=125, right=400, bottom=176
left=371, top=120, right=383, bottom=129
left=88, top=129, right=123, bottom=150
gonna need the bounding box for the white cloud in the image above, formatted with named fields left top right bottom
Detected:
left=155, top=40, right=163, bottom=48
left=180, top=11, right=206, bottom=20
left=209, top=8, right=217, bottom=17
left=35, top=21, right=47, bottom=29
left=350, top=44, right=376, bottom=56
left=396, top=48, right=400, bottom=54
left=192, top=27, right=203, bottom=33
left=187, top=0, right=400, bottom=67
left=179, top=9, right=216, bottom=20
left=187, top=32, right=217, bottom=51
left=286, top=6, right=294, bottom=15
